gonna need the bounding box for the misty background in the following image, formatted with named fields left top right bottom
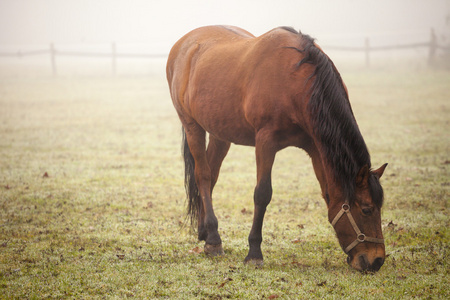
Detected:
left=0, top=0, right=449, bottom=75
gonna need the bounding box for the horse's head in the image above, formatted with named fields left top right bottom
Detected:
left=329, top=163, right=388, bottom=272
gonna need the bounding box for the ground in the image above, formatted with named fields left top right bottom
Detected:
left=0, top=63, right=448, bottom=299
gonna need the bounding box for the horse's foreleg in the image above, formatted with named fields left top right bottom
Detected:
left=185, top=126, right=223, bottom=255
left=245, top=133, right=277, bottom=265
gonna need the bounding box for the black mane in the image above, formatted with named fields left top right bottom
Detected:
left=281, top=27, right=383, bottom=206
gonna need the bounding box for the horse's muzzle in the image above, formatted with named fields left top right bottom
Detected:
left=348, top=254, right=385, bottom=272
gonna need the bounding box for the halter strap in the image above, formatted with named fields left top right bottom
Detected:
left=331, top=201, right=384, bottom=253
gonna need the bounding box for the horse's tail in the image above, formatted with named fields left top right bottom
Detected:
left=182, top=127, right=202, bottom=226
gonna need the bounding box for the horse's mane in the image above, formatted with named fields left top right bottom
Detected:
left=281, top=27, right=384, bottom=207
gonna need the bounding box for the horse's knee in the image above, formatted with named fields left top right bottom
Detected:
left=248, top=234, right=262, bottom=245
left=254, top=180, right=272, bottom=207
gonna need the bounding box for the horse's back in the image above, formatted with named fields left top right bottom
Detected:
left=166, top=26, right=311, bottom=146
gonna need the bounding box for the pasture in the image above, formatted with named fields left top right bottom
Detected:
left=0, top=63, right=449, bottom=298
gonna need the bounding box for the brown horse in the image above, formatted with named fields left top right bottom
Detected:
left=166, top=25, right=388, bottom=272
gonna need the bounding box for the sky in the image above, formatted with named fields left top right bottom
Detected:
left=0, top=0, right=449, bottom=54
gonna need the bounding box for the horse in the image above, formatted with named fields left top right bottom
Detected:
left=166, top=25, right=388, bottom=272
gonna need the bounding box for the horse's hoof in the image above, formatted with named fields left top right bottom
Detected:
left=244, top=257, right=264, bottom=266
left=204, top=244, right=224, bottom=256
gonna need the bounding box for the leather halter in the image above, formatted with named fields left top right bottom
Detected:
left=331, top=201, right=384, bottom=253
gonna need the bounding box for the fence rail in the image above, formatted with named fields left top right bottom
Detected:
left=1, top=32, right=449, bottom=76
left=0, top=42, right=167, bottom=76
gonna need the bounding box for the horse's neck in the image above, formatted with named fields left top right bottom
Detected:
left=307, top=143, right=345, bottom=207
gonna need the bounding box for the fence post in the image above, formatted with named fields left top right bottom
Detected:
left=50, top=43, right=56, bottom=77
left=112, top=42, right=116, bottom=76
left=428, top=28, right=437, bottom=67
left=365, top=37, right=370, bottom=68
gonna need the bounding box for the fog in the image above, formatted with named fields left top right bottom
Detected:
left=0, top=0, right=449, bottom=76
left=1, top=0, right=449, bottom=53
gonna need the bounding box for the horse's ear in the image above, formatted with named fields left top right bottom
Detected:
left=356, top=165, right=370, bottom=187
left=372, top=163, right=388, bottom=179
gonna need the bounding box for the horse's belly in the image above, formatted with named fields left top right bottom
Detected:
left=191, top=99, right=256, bottom=146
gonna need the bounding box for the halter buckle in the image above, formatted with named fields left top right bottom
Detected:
left=357, top=233, right=366, bottom=242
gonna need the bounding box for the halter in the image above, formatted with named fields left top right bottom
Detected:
left=331, top=201, right=384, bottom=253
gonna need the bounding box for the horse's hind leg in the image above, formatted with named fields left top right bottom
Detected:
left=207, top=136, right=231, bottom=192
left=184, top=125, right=224, bottom=255
left=197, top=136, right=231, bottom=241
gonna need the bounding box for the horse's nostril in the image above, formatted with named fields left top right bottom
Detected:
left=358, top=254, right=369, bottom=271
left=370, top=257, right=385, bottom=272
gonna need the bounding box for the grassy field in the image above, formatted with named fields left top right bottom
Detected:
left=0, top=64, right=449, bottom=299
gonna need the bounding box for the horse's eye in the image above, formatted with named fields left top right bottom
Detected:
left=362, top=207, right=373, bottom=216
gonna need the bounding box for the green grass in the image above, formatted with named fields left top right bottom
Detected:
left=0, top=66, right=449, bottom=299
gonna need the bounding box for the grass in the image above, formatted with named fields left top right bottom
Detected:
left=0, top=64, right=449, bottom=299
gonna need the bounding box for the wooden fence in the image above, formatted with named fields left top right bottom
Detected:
left=1, top=31, right=448, bottom=76
left=0, top=42, right=166, bottom=76
left=325, top=29, right=447, bottom=68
